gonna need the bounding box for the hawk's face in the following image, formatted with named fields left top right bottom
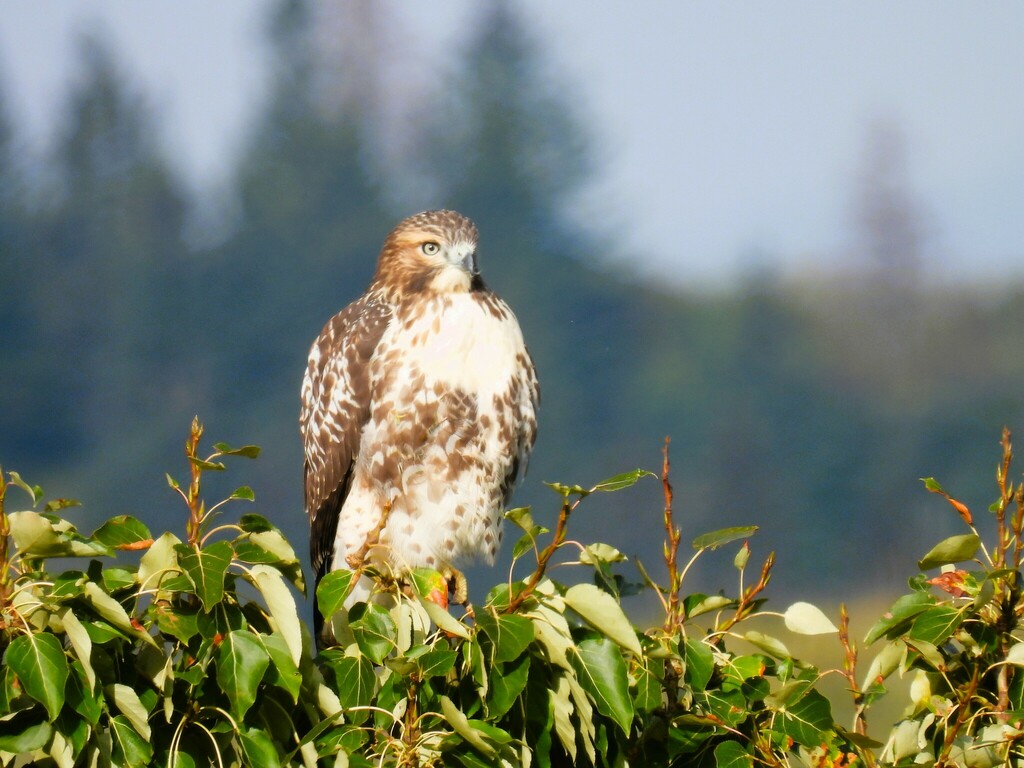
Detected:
left=375, top=210, right=481, bottom=295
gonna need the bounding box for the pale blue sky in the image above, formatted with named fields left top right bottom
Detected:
left=1, top=1, right=1021, bottom=285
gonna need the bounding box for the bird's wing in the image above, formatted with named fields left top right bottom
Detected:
left=300, top=294, right=391, bottom=585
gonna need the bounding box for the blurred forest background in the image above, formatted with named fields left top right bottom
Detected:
left=2, top=1, right=1023, bottom=617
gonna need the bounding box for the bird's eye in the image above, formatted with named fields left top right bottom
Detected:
left=422, top=242, right=440, bottom=256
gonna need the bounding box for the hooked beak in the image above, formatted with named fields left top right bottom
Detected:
left=461, top=250, right=479, bottom=276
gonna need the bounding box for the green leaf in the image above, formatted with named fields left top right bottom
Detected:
left=92, top=515, right=153, bottom=549
left=590, top=469, right=656, bottom=492
left=213, top=442, right=261, bottom=458
left=0, top=718, right=52, bottom=753
left=327, top=654, right=377, bottom=714
left=783, top=602, right=839, bottom=635
left=110, top=714, right=154, bottom=768
left=773, top=687, right=834, bottom=747
left=261, top=633, right=302, bottom=701
left=573, top=636, right=635, bottom=734
left=633, top=660, right=662, bottom=712
left=918, top=533, right=980, bottom=570
left=109, top=683, right=152, bottom=741
left=414, top=647, right=457, bottom=678
left=908, top=605, right=963, bottom=646
left=564, top=583, right=642, bottom=656
left=176, top=540, right=234, bottom=612
left=153, top=602, right=200, bottom=642
left=239, top=728, right=281, bottom=768
left=684, top=638, right=715, bottom=691
left=714, top=740, right=753, bottom=767
left=316, top=569, right=356, bottom=621
left=488, top=654, right=530, bottom=719
left=65, top=661, right=101, bottom=725
left=239, top=513, right=275, bottom=532
left=864, top=591, right=934, bottom=645
left=350, top=603, right=397, bottom=664
left=189, top=456, right=226, bottom=471
left=230, top=485, right=256, bottom=501
left=250, top=564, right=304, bottom=665
left=6, top=632, right=69, bottom=721
left=692, top=525, right=759, bottom=551
left=476, top=612, right=535, bottom=663
left=217, top=631, right=271, bottom=720
left=921, top=477, right=945, bottom=493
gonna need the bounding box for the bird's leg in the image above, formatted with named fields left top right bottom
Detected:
left=346, top=501, right=392, bottom=570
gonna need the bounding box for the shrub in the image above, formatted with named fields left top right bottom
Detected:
left=2, top=420, right=1023, bottom=766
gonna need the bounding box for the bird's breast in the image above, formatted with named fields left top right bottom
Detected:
left=393, top=294, right=524, bottom=395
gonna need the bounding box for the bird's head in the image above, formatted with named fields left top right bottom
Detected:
left=374, top=210, right=482, bottom=296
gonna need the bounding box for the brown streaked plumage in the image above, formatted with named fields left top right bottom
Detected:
left=300, top=210, right=539, bottom=646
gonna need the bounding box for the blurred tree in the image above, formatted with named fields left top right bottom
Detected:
left=2, top=35, right=190, bottom=480
left=195, top=0, right=398, bottom=542
left=428, top=3, right=641, bottom=484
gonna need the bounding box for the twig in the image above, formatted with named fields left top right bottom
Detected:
left=662, top=437, right=683, bottom=632
left=505, top=494, right=576, bottom=613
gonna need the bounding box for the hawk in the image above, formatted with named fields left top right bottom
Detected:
left=300, top=210, right=539, bottom=645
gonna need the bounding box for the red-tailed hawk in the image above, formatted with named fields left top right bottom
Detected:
left=301, top=210, right=539, bottom=644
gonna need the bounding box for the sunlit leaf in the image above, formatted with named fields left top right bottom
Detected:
left=917, top=533, right=980, bottom=570
left=683, top=593, right=735, bottom=619
left=250, top=563, right=304, bottom=665
left=6, top=633, right=69, bottom=721
left=217, top=631, right=271, bottom=720
left=109, top=683, right=152, bottom=741
left=743, top=631, right=791, bottom=658
left=692, top=525, right=759, bottom=551
left=60, top=609, right=95, bottom=690
left=7, top=470, right=43, bottom=503
left=564, top=583, right=642, bottom=656
left=416, top=592, right=471, bottom=639
left=137, top=532, right=182, bottom=591
left=590, top=469, right=656, bottom=492
left=440, top=695, right=496, bottom=757
left=784, top=602, right=839, bottom=635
